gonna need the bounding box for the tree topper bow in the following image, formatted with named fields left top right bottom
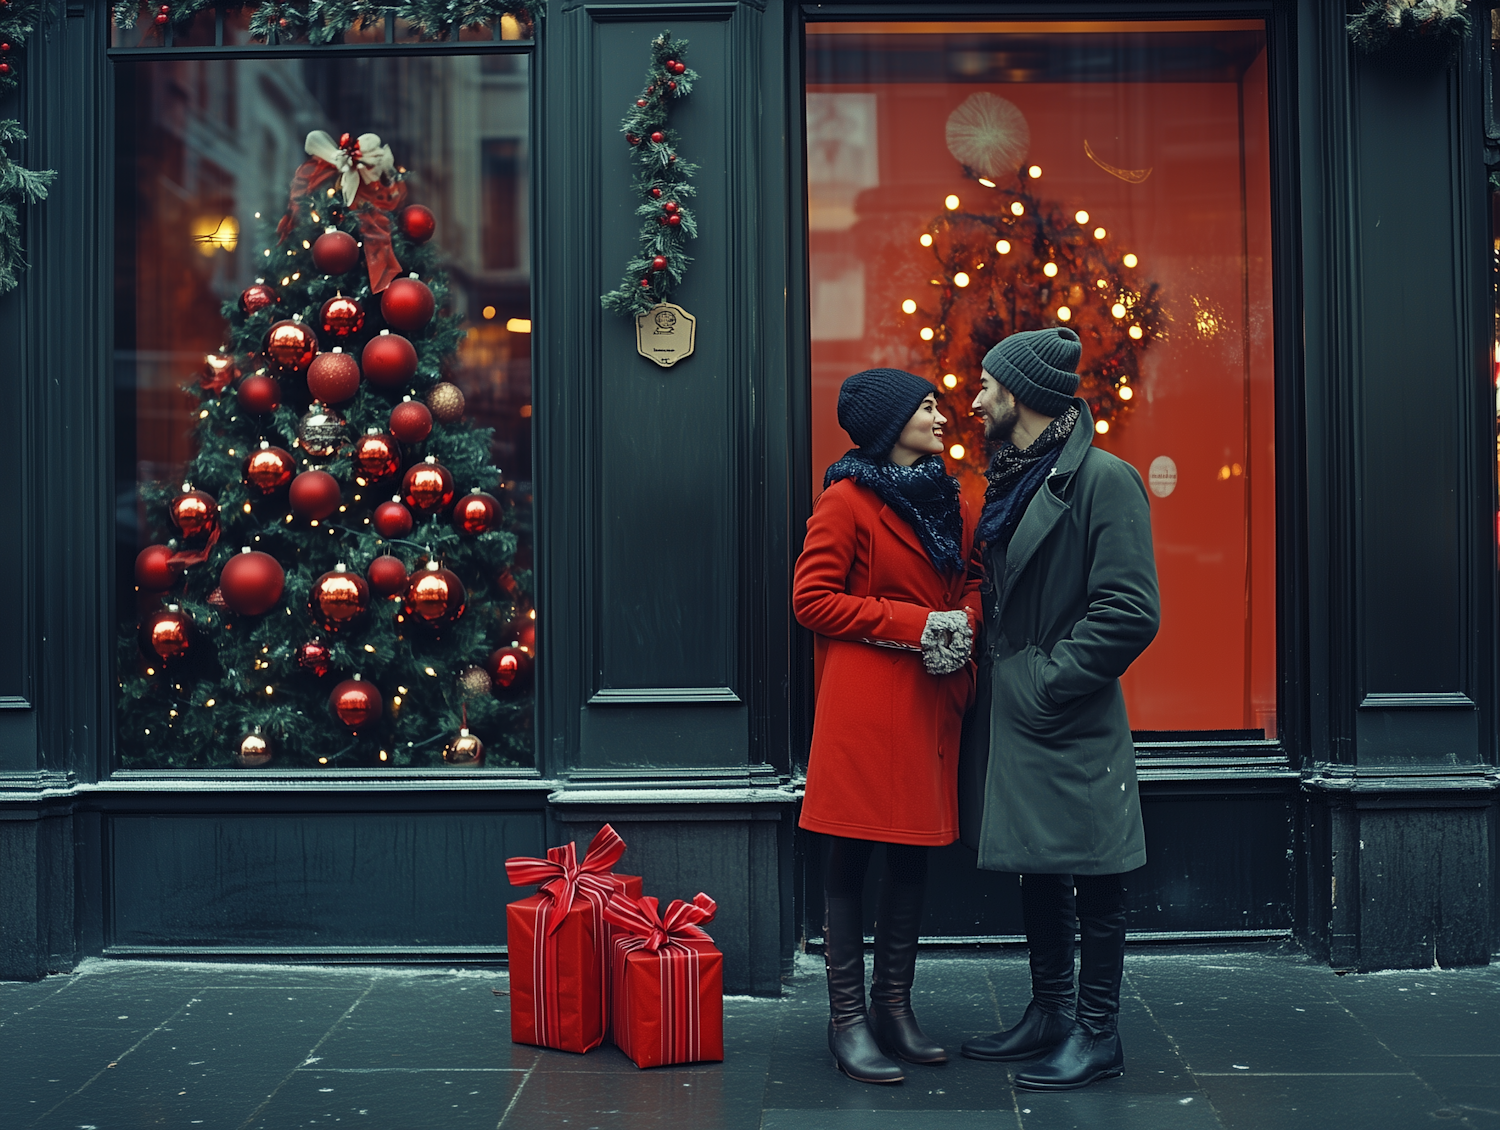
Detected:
left=504, top=824, right=629, bottom=934
left=304, top=130, right=396, bottom=205
left=603, top=891, right=717, bottom=952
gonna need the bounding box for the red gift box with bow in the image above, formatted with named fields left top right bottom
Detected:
left=603, top=891, right=724, bottom=1069
left=505, top=824, right=642, bottom=1053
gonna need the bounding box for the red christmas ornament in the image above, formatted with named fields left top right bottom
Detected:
left=312, top=229, right=361, bottom=275
left=650, top=187, right=663, bottom=198
left=237, top=373, right=281, bottom=414
left=310, top=564, right=370, bottom=631
left=288, top=470, right=342, bottom=520
left=452, top=490, right=501, bottom=536
left=667, top=214, right=682, bottom=227
left=507, top=612, right=537, bottom=652
left=487, top=645, right=533, bottom=693
left=667, top=80, right=677, bottom=91
left=388, top=397, right=433, bottom=443
left=372, top=498, right=414, bottom=539
left=636, top=99, right=648, bottom=107
left=199, top=351, right=240, bottom=393
left=134, top=545, right=181, bottom=592
left=264, top=319, right=319, bottom=374
left=154, top=12, right=168, bottom=24
left=673, top=61, right=686, bottom=74
left=651, top=255, right=667, bottom=271
left=402, top=457, right=455, bottom=513
left=306, top=350, right=361, bottom=405
left=352, top=432, right=401, bottom=486
left=319, top=294, right=365, bottom=339
left=402, top=561, right=467, bottom=627
left=361, top=331, right=419, bottom=389
left=169, top=488, right=218, bottom=539
left=140, top=607, right=192, bottom=661
left=218, top=548, right=286, bottom=616
left=329, top=677, right=382, bottom=729
left=662, top=201, right=678, bottom=213
left=401, top=205, right=436, bottom=243
left=380, top=277, right=435, bottom=334
left=367, top=553, right=409, bottom=597
left=244, top=443, right=295, bottom=494
left=295, top=639, right=333, bottom=677
left=640, top=279, right=651, bottom=288
left=239, top=283, right=278, bottom=315
left=650, top=131, right=665, bottom=144
left=665, top=58, right=677, bottom=69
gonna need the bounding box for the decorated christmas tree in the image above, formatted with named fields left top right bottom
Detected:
left=120, top=130, right=534, bottom=770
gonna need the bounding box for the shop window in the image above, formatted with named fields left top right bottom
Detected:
left=113, top=54, right=535, bottom=769
left=805, top=20, right=1277, bottom=740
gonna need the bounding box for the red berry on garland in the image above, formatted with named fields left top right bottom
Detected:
left=237, top=373, right=280, bottom=414
left=244, top=443, right=295, bottom=494
left=402, top=560, right=467, bottom=627
left=311, top=229, right=360, bottom=275
left=264, top=318, right=319, bottom=374
left=288, top=469, right=341, bottom=520
left=487, top=645, right=533, bottom=693
left=650, top=187, right=663, bottom=198
left=219, top=548, right=286, bottom=616
left=154, top=12, right=168, bottom=24
left=662, top=201, right=678, bottom=213
left=140, top=606, right=192, bottom=661
left=134, top=545, right=182, bottom=592
left=452, top=489, right=501, bottom=535
left=352, top=431, right=401, bottom=486
left=306, top=349, right=361, bottom=405
left=668, top=154, right=677, bottom=163
left=170, top=488, right=218, bottom=539
left=373, top=497, right=414, bottom=539
left=667, top=214, right=682, bottom=227
left=651, top=255, right=668, bottom=271
left=367, top=553, right=409, bottom=597
left=361, top=330, right=418, bottom=389
left=665, top=58, right=677, bottom=69
left=650, top=131, right=665, bottom=144
left=296, top=639, right=333, bottom=677
left=668, top=81, right=677, bottom=91
left=239, top=283, right=278, bottom=315
left=402, top=456, right=455, bottom=513
left=310, top=563, right=370, bottom=631
left=626, top=133, right=640, bottom=146
left=199, top=350, right=240, bottom=393
left=380, top=276, right=435, bottom=334
left=319, top=293, right=365, bottom=338
left=1, top=43, right=11, bottom=52
left=673, top=62, right=686, bottom=74
left=400, top=205, right=436, bottom=243
left=0, top=64, right=12, bottom=77
left=640, top=279, right=651, bottom=287
left=636, top=99, right=647, bottom=107
left=388, top=396, right=433, bottom=443
left=329, top=676, right=381, bottom=729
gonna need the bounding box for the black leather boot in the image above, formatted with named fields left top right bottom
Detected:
left=824, top=895, right=904, bottom=1084
left=868, top=881, right=947, bottom=1065
left=962, top=874, right=1076, bottom=1062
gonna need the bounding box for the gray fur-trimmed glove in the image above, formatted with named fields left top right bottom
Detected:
left=920, top=609, right=973, bottom=676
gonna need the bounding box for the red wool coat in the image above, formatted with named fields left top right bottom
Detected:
left=793, top=478, right=982, bottom=846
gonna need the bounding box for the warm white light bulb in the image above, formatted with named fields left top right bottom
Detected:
left=1043, top=263, right=1058, bottom=278
left=953, top=272, right=970, bottom=288
left=1095, top=420, right=1110, bottom=435
left=901, top=299, right=917, bottom=314
left=1129, top=325, right=1143, bottom=339
left=1057, top=306, right=1072, bottom=321
left=1118, top=385, right=1134, bottom=401
left=1111, top=303, right=1126, bottom=318
left=919, top=327, right=935, bottom=341
left=996, top=240, right=1011, bottom=254
left=1010, top=202, right=1024, bottom=216
left=919, top=233, right=933, bottom=247
left=977, top=178, right=996, bottom=188
left=949, top=444, right=966, bottom=460
left=942, top=374, right=958, bottom=389
left=944, top=194, right=960, bottom=211
left=1094, top=227, right=1106, bottom=240
left=1075, top=210, right=1089, bottom=225
left=1028, top=165, right=1042, bottom=178
left=1123, top=253, right=1138, bottom=268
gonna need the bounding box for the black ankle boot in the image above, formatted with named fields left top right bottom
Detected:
left=868, top=881, right=946, bottom=1065
left=960, top=1000, right=1074, bottom=1061
left=823, top=895, right=904, bottom=1085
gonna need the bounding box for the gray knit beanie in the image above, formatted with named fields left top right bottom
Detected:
left=981, top=327, right=1083, bottom=417
left=836, top=368, right=938, bottom=458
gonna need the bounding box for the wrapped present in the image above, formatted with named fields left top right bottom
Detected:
left=505, top=824, right=642, bottom=1053
left=603, top=891, right=724, bottom=1069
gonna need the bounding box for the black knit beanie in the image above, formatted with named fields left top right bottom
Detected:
left=836, top=368, right=938, bottom=458
left=981, top=328, right=1083, bottom=417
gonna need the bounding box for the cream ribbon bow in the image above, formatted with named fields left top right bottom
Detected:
left=302, top=130, right=396, bottom=206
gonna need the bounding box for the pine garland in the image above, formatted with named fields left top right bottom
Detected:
left=601, top=31, right=699, bottom=319
left=0, top=0, right=51, bottom=98
left=1347, top=0, right=1469, bottom=65
left=0, top=120, right=54, bottom=295
left=112, top=0, right=545, bottom=42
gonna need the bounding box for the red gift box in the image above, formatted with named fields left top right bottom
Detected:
left=603, top=891, right=724, bottom=1069
left=505, top=824, right=642, bottom=1053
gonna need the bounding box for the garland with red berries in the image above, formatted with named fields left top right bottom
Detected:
left=111, top=0, right=545, bottom=43
left=0, top=0, right=56, bottom=296
left=601, top=31, right=699, bottom=318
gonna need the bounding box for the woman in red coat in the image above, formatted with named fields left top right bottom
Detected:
left=793, top=368, right=982, bottom=1085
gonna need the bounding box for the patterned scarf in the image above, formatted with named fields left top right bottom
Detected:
left=822, top=451, right=965, bottom=575
left=976, top=407, right=1080, bottom=549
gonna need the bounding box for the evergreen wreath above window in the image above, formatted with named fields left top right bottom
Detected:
left=111, top=0, right=545, bottom=42
left=1347, top=0, right=1471, bottom=68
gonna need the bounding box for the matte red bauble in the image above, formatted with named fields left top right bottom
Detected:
left=239, top=283, right=278, bottom=315
left=312, top=229, right=361, bottom=275
left=244, top=444, right=295, bottom=494
left=452, top=490, right=501, bottom=535
left=140, top=607, right=192, bottom=661
left=218, top=548, right=286, bottom=616
left=372, top=498, right=414, bottom=539
left=199, top=351, right=240, bottom=393
left=295, top=639, right=333, bottom=677
left=237, top=373, right=281, bottom=414
left=310, top=564, right=370, bottom=631
left=134, top=545, right=181, bottom=592
left=401, top=205, right=436, bottom=243
left=264, top=319, right=319, bottom=374
left=329, top=677, right=382, bottom=729
left=319, top=294, right=365, bottom=339
left=402, top=561, right=466, bottom=627
left=380, top=277, right=435, bottom=333
left=352, top=432, right=401, bottom=486
left=169, top=489, right=218, bottom=539
left=402, top=458, right=455, bottom=513
left=388, top=398, right=433, bottom=443
left=288, top=470, right=342, bottom=520
left=487, top=645, right=533, bottom=693
left=361, top=331, right=419, bottom=389
left=306, top=350, right=361, bottom=404
left=367, top=553, right=409, bottom=597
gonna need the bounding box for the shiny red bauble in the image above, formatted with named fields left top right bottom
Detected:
left=329, top=677, right=382, bottom=729
left=650, top=131, right=664, bottom=143
left=264, top=319, right=319, bottom=374
left=361, top=331, right=419, bottom=389
left=218, top=549, right=286, bottom=616
left=288, top=470, right=342, bottom=520
left=401, top=205, right=436, bottom=243
left=199, top=351, right=240, bottom=393
left=372, top=498, right=414, bottom=539
left=134, top=545, right=181, bottom=592
left=295, top=639, right=333, bottom=677
left=169, top=489, right=219, bottom=539
left=312, top=229, right=361, bottom=275
left=487, top=645, right=533, bottom=693
left=237, top=373, right=281, bottom=414
left=667, top=214, right=681, bottom=227
left=402, top=458, right=455, bottom=513
left=319, top=294, right=365, bottom=339
left=306, top=350, right=362, bottom=405
left=240, top=283, right=278, bottom=315
left=140, top=607, right=193, bottom=661
left=244, top=445, right=295, bottom=494
left=651, top=255, right=667, bottom=271
left=673, top=61, right=686, bottom=74
left=388, top=398, right=433, bottom=443
left=402, top=562, right=467, bottom=627
left=310, top=564, right=370, bottom=631
left=367, top=554, right=409, bottom=597
left=452, top=490, right=501, bottom=535
left=507, top=612, right=537, bottom=652
left=380, top=277, right=435, bottom=333
left=352, top=432, right=401, bottom=487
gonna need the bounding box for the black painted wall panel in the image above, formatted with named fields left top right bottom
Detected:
left=578, top=702, right=748, bottom=768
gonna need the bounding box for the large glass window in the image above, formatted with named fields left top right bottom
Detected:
left=806, top=20, right=1276, bottom=739
left=114, top=54, right=535, bottom=769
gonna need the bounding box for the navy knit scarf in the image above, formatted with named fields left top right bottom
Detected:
left=976, top=407, right=1080, bottom=549
left=823, top=451, right=965, bottom=575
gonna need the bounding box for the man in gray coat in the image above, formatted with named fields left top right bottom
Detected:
left=957, top=327, right=1161, bottom=1091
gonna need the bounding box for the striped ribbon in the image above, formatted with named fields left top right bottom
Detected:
left=604, top=892, right=717, bottom=1064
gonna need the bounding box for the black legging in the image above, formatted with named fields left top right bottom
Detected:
left=825, top=835, right=928, bottom=897
left=1021, top=872, right=1126, bottom=922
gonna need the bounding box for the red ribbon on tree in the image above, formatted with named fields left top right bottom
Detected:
left=277, top=130, right=407, bottom=293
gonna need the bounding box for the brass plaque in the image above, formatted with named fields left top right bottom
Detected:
left=635, top=302, right=696, bottom=368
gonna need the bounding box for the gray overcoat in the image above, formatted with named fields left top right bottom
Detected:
left=959, top=399, right=1161, bottom=876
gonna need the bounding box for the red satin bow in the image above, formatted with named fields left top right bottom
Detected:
left=505, top=824, right=628, bottom=935
left=276, top=158, right=408, bottom=294
left=603, top=891, right=717, bottom=953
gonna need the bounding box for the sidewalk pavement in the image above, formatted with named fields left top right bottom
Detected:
left=3, top=943, right=1498, bottom=1130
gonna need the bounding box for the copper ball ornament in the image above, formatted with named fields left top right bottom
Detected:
left=140, top=606, right=193, bottom=661
left=235, top=728, right=273, bottom=768
left=239, top=283, right=278, bottom=315
left=306, top=349, right=361, bottom=405
left=487, top=645, right=533, bottom=693
left=380, top=277, right=435, bottom=334
left=295, top=639, right=333, bottom=678
left=310, top=563, right=371, bottom=631
left=402, top=560, right=467, bottom=627
left=352, top=431, right=401, bottom=486
left=402, top=457, right=455, bottom=513
left=288, top=469, right=342, bottom=520
left=401, top=205, right=436, bottom=243
left=329, top=676, right=382, bottom=729
left=372, top=497, right=414, bottom=539
left=452, top=489, right=500, bottom=535
left=264, top=318, right=319, bottom=375
left=134, top=545, right=181, bottom=592
left=361, top=331, right=419, bottom=389
left=367, top=553, right=409, bottom=598
left=442, top=728, right=485, bottom=767
left=296, top=405, right=349, bottom=458
left=199, top=351, right=240, bottom=394
left=244, top=443, right=295, bottom=494
left=218, top=548, right=286, bottom=616
left=312, top=228, right=361, bottom=275
left=237, top=373, right=281, bottom=415
left=425, top=381, right=466, bottom=424
left=388, top=397, right=433, bottom=443
left=319, top=293, right=366, bottom=339
left=169, top=488, right=219, bottom=540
